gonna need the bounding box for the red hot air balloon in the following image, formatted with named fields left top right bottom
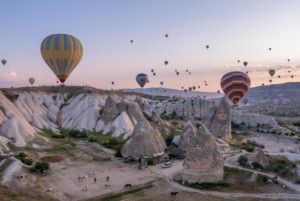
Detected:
left=220, top=71, right=251, bottom=105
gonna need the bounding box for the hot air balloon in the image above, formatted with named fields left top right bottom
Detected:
left=176, top=72, right=179, bottom=76
left=1, top=59, right=7, bottom=65
left=269, top=69, right=275, bottom=77
left=164, top=61, right=168, bottom=65
left=243, top=61, right=248, bottom=67
left=206, top=45, right=209, bottom=49
left=198, top=86, right=200, bottom=89
left=153, top=72, right=156, bottom=76
left=28, top=77, right=36, bottom=86
left=181, top=86, right=184, bottom=89
left=237, top=60, right=240, bottom=63
left=192, top=86, right=196, bottom=90
left=288, top=70, right=291, bottom=73
left=217, top=90, right=220, bottom=94
left=291, top=75, right=294, bottom=78
left=186, top=70, right=188, bottom=72
left=205, top=83, right=208, bottom=86
left=111, top=81, right=115, bottom=85
left=262, top=83, right=265, bottom=86
left=188, top=87, right=192, bottom=91
left=189, top=72, right=191, bottom=75
left=151, top=69, right=154, bottom=72
left=220, top=71, right=251, bottom=105
left=136, top=73, right=149, bottom=88
left=160, top=81, right=164, bottom=86
left=278, top=75, right=281, bottom=78
left=288, top=59, right=290, bottom=62
left=130, top=40, right=133, bottom=43
left=269, top=79, right=272, bottom=83
left=242, top=97, right=249, bottom=105
left=165, top=34, right=168, bottom=38
left=41, top=34, right=83, bottom=84
left=269, top=48, right=272, bottom=51
left=184, top=89, right=187, bottom=92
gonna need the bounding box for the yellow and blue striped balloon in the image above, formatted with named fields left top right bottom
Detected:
left=41, top=34, right=83, bottom=83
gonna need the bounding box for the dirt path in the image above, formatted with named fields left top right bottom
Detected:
left=150, top=160, right=300, bottom=200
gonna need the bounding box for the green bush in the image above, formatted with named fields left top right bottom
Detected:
left=103, top=138, right=126, bottom=151
left=244, top=145, right=255, bottom=152
left=114, top=148, right=123, bottom=158
left=146, top=157, right=154, bottom=166
left=21, top=158, right=33, bottom=166
left=69, top=130, right=87, bottom=138
left=88, top=135, right=97, bottom=142
left=30, top=162, right=49, bottom=173
left=195, top=122, right=201, bottom=128
left=267, top=156, right=297, bottom=179
left=252, top=162, right=263, bottom=169
left=231, top=122, right=240, bottom=129
left=237, top=155, right=248, bottom=166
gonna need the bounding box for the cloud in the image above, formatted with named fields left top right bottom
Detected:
left=1, top=71, right=25, bottom=81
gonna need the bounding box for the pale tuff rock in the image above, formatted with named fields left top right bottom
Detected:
left=0, top=135, right=10, bottom=154
left=248, top=148, right=269, bottom=168
left=99, top=95, right=120, bottom=124
left=203, top=97, right=232, bottom=142
left=134, top=96, right=152, bottom=116
left=178, top=119, right=198, bottom=150
left=182, top=123, right=224, bottom=184
left=121, top=118, right=166, bottom=158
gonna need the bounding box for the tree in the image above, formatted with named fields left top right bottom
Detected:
left=238, top=155, right=248, bottom=166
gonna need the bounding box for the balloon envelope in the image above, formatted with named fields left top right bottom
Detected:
left=136, top=73, right=149, bottom=88
left=1, top=59, right=7, bottom=65
left=41, top=34, right=83, bottom=84
left=269, top=69, right=275, bottom=77
left=220, top=71, right=251, bottom=105
left=28, top=77, right=36, bottom=85
left=243, top=61, right=248, bottom=67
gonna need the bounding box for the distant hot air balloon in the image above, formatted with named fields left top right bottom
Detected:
left=41, top=34, right=83, bottom=84
left=184, top=89, right=187, bottom=92
left=130, top=40, right=133, bottom=43
left=206, top=45, right=209, bottom=49
left=205, top=83, right=208, bottom=86
left=160, top=81, right=164, bottom=86
left=151, top=69, right=154, bottom=72
left=262, top=83, right=265, bottom=86
left=176, top=72, right=179, bottom=76
left=189, top=72, right=191, bottom=75
left=242, top=97, right=249, bottom=105
left=269, top=48, right=272, bottom=51
left=220, top=71, right=251, bottom=105
left=136, top=73, right=149, bottom=88
left=1, top=59, right=7, bottom=65
left=111, top=81, right=115, bottom=85
left=269, top=79, right=272, bottom=83
left=198, top=86, right=200, bottom=89
left=291, top=75, right=294, bottom=78
left=164, top=61, right=168, bottom=65
left=188, top=87, right=192, bottom=91
left=278, top=75, right=281, bottom=78
left=288, top=70, right=291, bottom=73
left=181, top=86, right=184, bottom=89
left=269, top=69, right=275, bottom=77
left=153, top=72, right=156, bottom=76
left=237, top=60, right=240, bottom=63
left=217, top=90, right=220, bottom=94
left=192, top=86, right=196, bottom=90
left=288, top=59, right=290, bottom=62
left=243, top=61, right=248, bottom=67
left=186, top=69, right=188, bottom=72
left=165, top=34, right=168, bottom=38
left=28, top=77, right=36, bottom=86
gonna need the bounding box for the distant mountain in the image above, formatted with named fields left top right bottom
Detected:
left=247, top=82, right=300, bottom=101
left=120, top=87, right=223, bottom=99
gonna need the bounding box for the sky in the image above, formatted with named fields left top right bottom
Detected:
left=1, top=0, right=300, bottom=91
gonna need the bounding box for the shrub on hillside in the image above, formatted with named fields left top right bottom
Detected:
left=237, top=155, right=248, bottom=166
left=30, top=162, right=49, bottom=173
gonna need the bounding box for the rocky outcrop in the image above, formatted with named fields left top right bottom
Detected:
left=178, top=119, right=198, bottom=150
left=248, top=148, right=269, bottom=168
left=203, top=97, right=231, bottom=142
left=121, top=118, right=166, bottom=158
left=100, top=95, right=120, bottom=124
left=182, top=123, right=224, bottom=184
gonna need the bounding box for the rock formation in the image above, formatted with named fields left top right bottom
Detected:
left=121, top=118, right=166, bottom=158
left=178, top=119, right=198, bottom=150
left=203, top=97, right=232, bottom=142
left=248, top=148, right=269, bottom=168
left=182, top=123, right=224, bottom=184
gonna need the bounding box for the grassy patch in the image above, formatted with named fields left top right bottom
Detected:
left=266, top=156, right=297, bottom=180
left=92, top=156, right=112, bottom=162
left=88, top=183, right=153, bottom=201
